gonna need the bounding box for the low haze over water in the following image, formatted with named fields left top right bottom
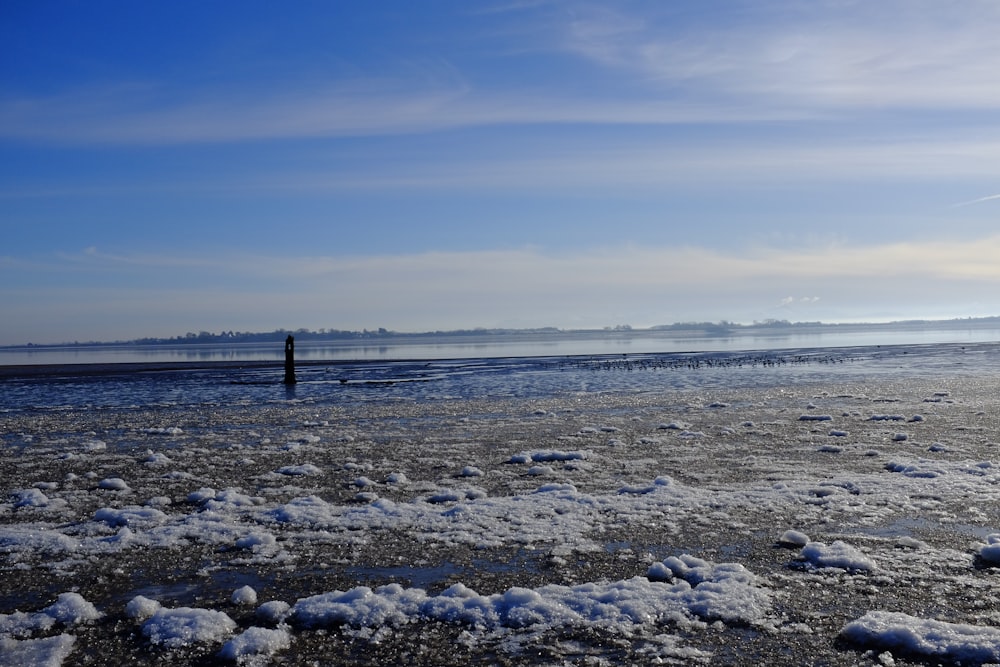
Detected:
left=4, top=324, right=1000, bottom=366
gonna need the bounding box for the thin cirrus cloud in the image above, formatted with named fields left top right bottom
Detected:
left=556, top=2, right=1000, bottom=110
left=0, top=83, right=819, bottom=147
left=3, top=131, right=1000, bottom=203
left=4, top=3, right=1000, bottom=150
left=261, top=136, right=1000, bottom=194
left=22, top=235, right=1000, bottom=303
left=953, top=193, right=1000, bottom=208
left=4, top=236, right=1000, bottom=344
left=7, top=4, right=1000, bottom=147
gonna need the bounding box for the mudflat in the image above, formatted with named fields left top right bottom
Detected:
left=3, top=376, right=1000, bottom=665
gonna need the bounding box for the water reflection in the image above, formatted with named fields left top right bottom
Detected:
left=3, top=342, right=1000, bottom=414
left=3, top=327, right=1000, bottom=366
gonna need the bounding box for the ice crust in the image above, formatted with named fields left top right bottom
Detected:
left=0, top=593, right=101, bottom=637
left=841, top=611, right=1000, bottom=662
left=141, top=606, right=237, bottom=648
left=799, top=540, right=877, bottom=572
left=5, top=355, right=1000, bottom=664
left=290, top=554, right=770, bottom=631
left=0, top=635, right=76, bottom=667
left=218, top=625, right=292, bottom=662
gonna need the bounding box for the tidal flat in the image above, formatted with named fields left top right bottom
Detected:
left=5, top=357, right=1000, bottom=664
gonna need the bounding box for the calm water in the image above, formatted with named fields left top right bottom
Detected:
left=4, top=325, right=1000, bottom=366
left=3, top=338, right=1000, bottom=415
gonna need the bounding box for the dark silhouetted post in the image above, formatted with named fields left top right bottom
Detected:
left=284, top=335, right=297, bottom=384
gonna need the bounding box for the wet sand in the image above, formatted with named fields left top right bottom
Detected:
left=4, top=376, right=1000, bottom=664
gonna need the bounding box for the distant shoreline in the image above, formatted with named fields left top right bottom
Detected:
left=5, top=315, right=1000, bottom=351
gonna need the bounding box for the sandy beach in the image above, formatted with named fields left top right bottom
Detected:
left=5, top=369, right=1000, bottom=665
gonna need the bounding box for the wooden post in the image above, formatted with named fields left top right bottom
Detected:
left=283, top=335, right=297, bottom=384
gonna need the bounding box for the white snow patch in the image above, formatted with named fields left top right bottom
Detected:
left=187, top=487, right=217, bottom=503
left=799, top=541, right=876, bottom=572
left=235, top=532, right=277, bottom=551
left=527, top=451, right=587, bottom=462
left=98, top=478, right=129, bottom=491
left=977, top=534, right=1000, bottom=565
left=0, top=593, right=101, bottom=638
left=0, top=635, right=76, bottom=666
left=142, top=606, right=237, bottom=648
left=142, top=451, right=172, bottom=466
left=12, top=489, right=49, bottom=509
left=426, top=490, right=461, bottom=504
left=43, top=593, right=102, bottom=626
left=885, top=461, right=943, bottom=479
left=256, top=601, right=291, bottom=624
left=291, top=556, right=771, bottom=632
left=778, top=530, right=810, bottom=547
left=231, top=586, right=258, bottom=606
left=0, top=527, right=79, bottom=556
left=125, top=596, right=161, bottom=621
left=93, top=506, right=166, bottom=528
left=276, top=464, right=321, bottom=477
left=841, top=611, right=1000, bottom=663
left=658, top=421, right=688, bottom=430
left=218, top=626, right=291, bottom=663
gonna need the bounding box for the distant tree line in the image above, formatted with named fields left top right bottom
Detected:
left=13, top=316, right=1000, bottom=348
left=132, top=316, right=1000, bottom=346
left=123, top=326, right=566, bottom=346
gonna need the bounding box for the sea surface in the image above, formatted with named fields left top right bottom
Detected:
left=3, top=327, right=1000, bottom=414
left=5, top=324, right=1000, bottom=366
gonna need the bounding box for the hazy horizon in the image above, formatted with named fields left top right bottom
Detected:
left=4, top=2, right=1000, bottom=346
left=8, top=314, right=1000, bottom=349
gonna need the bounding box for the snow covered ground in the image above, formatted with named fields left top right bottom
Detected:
left=4, top=360, right=1000, bottom=664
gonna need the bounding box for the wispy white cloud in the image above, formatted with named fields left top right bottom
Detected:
left=288, top=136, right=1000, bottom=191
left=5, top=235, right=1000, bottom=344
left=952, top=193, right=1000, bottom=208
left=556, top=1, right=1000, bottom=111
left=18, top=132, right=978, bottom=199
left=41, top=234, right=1000, bottom=288
left=0, top=81, right=811, bottom=146
left=2, top=3, right=998, bottom=148
left=779, top=296, right=821, bottom=307
left=3, top=131, right=999, bottom=203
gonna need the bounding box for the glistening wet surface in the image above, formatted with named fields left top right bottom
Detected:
left=5, top=344, right=1000, bottom=664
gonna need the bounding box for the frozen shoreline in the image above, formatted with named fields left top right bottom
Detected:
left=5, top=372, right=1000, bottom=664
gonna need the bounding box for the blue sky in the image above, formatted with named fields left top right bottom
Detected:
left=4, top=1, right=1000, bottom=344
